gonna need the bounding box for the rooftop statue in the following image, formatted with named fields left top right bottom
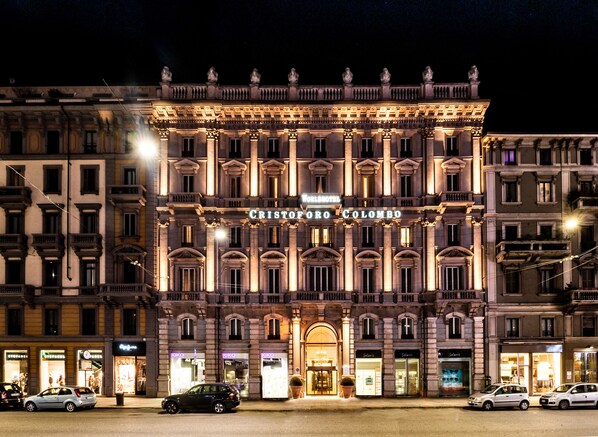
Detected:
left=380, top=68, right=391, bottom=84
left=250, top=68, right=261, bottom=85
left=422, top=66, right=433, bottom=83
left=161, top=66, right=172, bottom=83
left=468, top=65, right=479, bottom=82
left=207, top=67, right=218, bottom=84
left=288, top=68, right=299, bottom=85
left=342, top=67, right=353, bottom=85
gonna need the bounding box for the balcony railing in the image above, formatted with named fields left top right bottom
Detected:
left=496, top=240, right=570, bottom=263
left=0, top=186, right=32, bottom=208
left=0, top=234, right=28, bottom=255
left=99, top=283, right=155, bottom=304
left=32, top=234, right=65, bottom=257
left=567, top=289, right=598, bottom=303
left=0, top=284, right=34, bottom=304
left=161, top=291, right=205, bottom=302
left=290, top=290, right=352, bottom=302
left=70, top=234, right=103, bottom=256
left=436, top=290, right=482, bottom=301
left=108, top=185, right=147, bottom=207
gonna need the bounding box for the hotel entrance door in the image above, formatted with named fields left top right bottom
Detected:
left=305, top=324, right=338, bottom=396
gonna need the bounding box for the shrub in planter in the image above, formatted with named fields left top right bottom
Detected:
left=289, top=376, right=303, bottom=386
left=340, top=376, right=355, bottom=386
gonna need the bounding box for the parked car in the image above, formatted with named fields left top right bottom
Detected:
left=539, top=382, right=598, bottom=410
left=24, top=386, right=96, bottom=412
left=0, top=382, right=23, bottom=409
left=467, top=383, right=530, bottom=411
left=161, top=383, right=241, bottom=414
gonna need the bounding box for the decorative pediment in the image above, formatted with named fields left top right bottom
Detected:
left=301, top=246, right=342, bottom=261
left=394, top=158, right=420, bottom=175
left=174, top=158, right=200, bottom=175
left=355, top=250, right=381, bottom=260
left=308, top=159, right=333, bottom=174
left=262, top=159, right=286, bottom=175
left=168, top=247, right=204, bottom=261
left=440, top=157, right=466, bottom=173
left=222, top=159, right=247, bottom=176
left=355, top=159, right=380, bottom=175
left=437, top=247, right=473, bottom=259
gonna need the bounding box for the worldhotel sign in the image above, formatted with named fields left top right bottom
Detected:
left=248, top=193, right=401, bottom=220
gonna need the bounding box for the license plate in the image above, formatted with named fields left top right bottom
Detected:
left=11, top=393, right=19, bottom=397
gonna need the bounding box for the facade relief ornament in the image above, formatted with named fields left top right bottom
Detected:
left=344, top=129, right=354, bottom=140
left=471, top=217, right=484, bottom=226
left=421, top=126, right=435, bottom=138
left=420, top=217, right=437, bottom=227
left=207, top=129, right=219, bottom=140
left=249, top=130, right=259, bottom=140
left=287, top=129, right=298, bottom=140
left=158, top=128, right=169, bottom=140
left=382, top=129, right=392, bottom=140
left=471, top=126, right=483, bottom=138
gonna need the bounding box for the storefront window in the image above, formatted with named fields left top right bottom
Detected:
left=532, top=353, right=560, bottom=393
left=395, top=350, right=420, bottom=396
left=500, top=353, right=529, bottom=389
left=574, top=351, right=598, bottom=383
left=40, top=350, right=65, bottom=391
left=438, top=349, right=471, bottom=396
left=261, top=353, right=288, bottom=399
left=170, top=352, right=205, bottom=394
left=223, top=353, right=249, bottom=398
left=355, top=350, right=382, bottom=396
left=3, top=350, right=28, bottom=395
left=77, top=350, right=103, bottom=394
left=114, top=356, right=136, bottom=394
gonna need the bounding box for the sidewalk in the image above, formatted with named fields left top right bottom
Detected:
left=95, top=395, right=543, bottom=411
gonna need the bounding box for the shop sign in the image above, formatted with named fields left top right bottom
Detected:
left=41, top=352, right=65, bottom=360
left=356, top=350, right=382, bottom=359
left=438, top=349, right=471, bottom=358
left=79, top=351, right=103, bottom=360
left=395, top=350, right=420, bottom=359
left=248, top=208, right=401, bottom=220
left=6, top=353, right=28, bottom=360
left=112, top=341, right=146, bottom=356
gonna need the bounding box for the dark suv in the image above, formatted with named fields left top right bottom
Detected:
left=161, top=383, right=241, bottom=414
left=0, top=382, right=23, bottom=409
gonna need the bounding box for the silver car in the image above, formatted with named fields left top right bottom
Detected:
left=539, top=382, right=598, bottom=410
left=24, top=386, right=97, bottom=412
left=467, top=383, right=529, bottom=411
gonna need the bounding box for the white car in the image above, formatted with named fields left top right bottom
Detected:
left=539, top=383, right=598, bottom=410
left=467, top=383, right=529, bottom=411
left=24, top=386, right=97, bottom=412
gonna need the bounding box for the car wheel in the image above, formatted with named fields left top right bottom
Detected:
left=65, top=402, right=77, bottom=412
left=482, top=401, right=493, bottom=411
left=213, top=401, right=226, bottom=414
left=164, top=401, right=180, bottom=415
left=25, top=402, right=37, bottom=412
left=519, top=400, right=529, bottom=410
left=558, top=400, right=569, bottom=410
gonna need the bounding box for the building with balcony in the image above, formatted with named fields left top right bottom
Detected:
left=483, top=133, right=598, bottom=395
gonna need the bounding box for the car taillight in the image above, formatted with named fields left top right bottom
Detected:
left=74, top=389, right=81, bottom=397
left=1, top=392, right=6, bottom=399
left=228, top=393, right=235, bottom=399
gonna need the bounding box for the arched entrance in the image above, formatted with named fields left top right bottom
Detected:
left=305, top=323, right=339, bottom=396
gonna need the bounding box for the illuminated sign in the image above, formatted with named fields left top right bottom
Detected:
left=248, top=209, right=401, bottom=220
left=112, top=341, right=146, bottom=356
left=300, top=193, right=341, bottom=204
left=6, top=353, right=28, bottom=360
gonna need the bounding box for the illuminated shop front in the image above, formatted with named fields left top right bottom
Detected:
left=3, top=350, right=29, bottom=395
left=574, top=349, right=598, bottom=383
left=500, top=345, right=562, bottom=394
left=77, top=350, right=103, bottom=394
left=223, top=352, right=249, bottom=398
left=261, top=352, right=288, bottom=399
left=113, top=341, right=146, bottom=395
left=40, top=350, right=66, bottom=391
left=169, top=351, right=205, bottom=394
left=355, top=350, right=382, bottom=396
left=395, top=350, right=420, bottom=396
left=438, top=349, right=471, bottom=397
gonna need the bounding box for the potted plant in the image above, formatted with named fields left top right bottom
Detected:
left=289, top=375, right=303, bottom=399
left=340, top=376, right=355, bottom=398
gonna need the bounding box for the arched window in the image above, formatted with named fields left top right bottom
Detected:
left=267, top=319, right=280, bottom=340
left=400, top=317, right=414, bottom=339
left=448, top=316, right=462, bottom=339
left=230, top=318, right=242, bottom=340
left=362, top=317, right=375, bottom=339
left=181, top=317, right=194, bottom=340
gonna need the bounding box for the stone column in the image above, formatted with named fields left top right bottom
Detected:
left=206, top=129, right=218, bottom=196
left=344, top=220, right=354, bottom=292
left=472, top=217, right=483, bottom=291
left=156, top=317, right=170, bottom=397
left=250, top=130, right=259, bottom=198
left=473, top=316, right=485, bottom=391
left=422, top=218, right=437, bottom=292
left=423, top=127, right=436, bottom=195
left=425, top=317, right=438, bottom=396
left=383, top=318, right=395, bottom=396
left=342, top=308, right=351, bottom=375
left=292, top=309, right=301, bottom=374
left=382, top=129, right=392, bottom=197
left=206, top=224, right=217, bottom=293
left=288, top=130, right=297, bottom=197
left=472, top=127, right=482, bottom=194
left=344, top=130, right=353, bottom=197
left=383, top=221, right=393, bottom=294
left=288, top=222, right=298, bottom=292
left=248, top=319, right=261, bottom=399
left=249, top=222, right=259, bottom=293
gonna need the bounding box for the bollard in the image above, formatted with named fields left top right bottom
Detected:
left=115, top=392, right=124, bottom=406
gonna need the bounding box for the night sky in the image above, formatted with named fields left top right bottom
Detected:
left=2, top=0, right=597, bottom=133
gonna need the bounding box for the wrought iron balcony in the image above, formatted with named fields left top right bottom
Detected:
left=496, top=239, right=570, bottom=263
left=0, top=234, right=28, bottom=257
left=70, top=233, right=103, bottom=257
left=565, top=289, right=598, bottom=313
left=0, top=186, right=32, bottom=209
left=99, top=283, right=156, bottom=305
left=108, top=185, right=146, bottom=208
left=32, top=234, right=65, bottom=258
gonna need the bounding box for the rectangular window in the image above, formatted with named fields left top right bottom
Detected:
left=81, top=166, right=99, bottom=194
left=43, top=260, right=60, bottom=287
left=10, top=131, right=23, bottom=154
left=362, top=268, right=375, bottom=292
left=504, top=268, right=520, bottom=294
left=7, top=308, right=22, bottom=336
left=540, top=268, right=556, bottom=294
left=230, top=319, right=242, bottom=339
left=5, top=260, right=23, bottom=284
left=81, top=308, right=96, bottom=335
left=268, top=176, right=279, bottom=206
left=6, top=212, right=24, bottom=234
left=580, top=181, right=594, bottom=196
left=444, top=266, right=462, bottom=290
left=123, top=168, right=137, bottom=185
left=45, top=308, right=59, bottom=335
left=80, top=261, right=97, bottom=294
left=268, top=319, right=280, bottom=340
left=182, top=175, right=194, bottom=193
left=504, top=181, right=518, bottom=203
left=230, top=176, right=241, bottom=198
left=580, top=226, right=595, bottom=253
left=181, top=318, right=194, bottom=340
left=230, top=269, right=242, bottom=294
left=538, top=181, right=553, bottom=203
left=182, top=138, right=195, bottom=157
left=180, top=268, right=197, bottom=292
left=504, top=225, right=518, bottom=241
left=315, top=175, right=327, bottom=193
left=583, top=316, right=596, bottom=337
left=539, top=148, right=552, bottom=165
left=448, top=317, right=461, bottom=339
left=503, top=149, right=517, bottom=165
left=47, top=130, right=60, bottom=154
left=580, top=149, right=593, bottom=165
left=7, top=166, right=24, bottom=186
left=182, top=225, right=194, bottom=247
left=229, top=139, right=241, bottom=158
left=268, top=268, right=280, bottom=293
left=84, top=131, right=97, bottom=153
left=268, top=226, right=280, bottom=247
left=400, top=227, right=412, bottom=247
left=363, top=318, right=375, bottom=339
left=123, top=308, right=137, bottom=336
left=447, top=224, right=459, bottom=246
left=123, top=212, right=137, bottom=237
left=541, top=318, right=554, bottom=337
left=581, top=268, right=596, bottom=289
left=506, top=318, right=520, bottom=337
left=446, top=174, right=459, bottom=192
left=309, top=266, right=332, bottom=291
left=310, top=226, right=332, bottom=247
left=315, top=138, right=326, bottom=158
left=80, top=211, right=98, bottom=233
left=44, top=167, right=61, bottom=194
left=539, top=224, right=553, bottom=239
left=43, top=211, right=61, bottom=234
left=400, top=268, right=413, bottom=293
left=267, top=138, right=280, bottom=158
left=361, top=138, right=373, bottom=158
left=229, top=226, right=242, bottom=247
left=362, top=226, right=374, bottom=247
left=446, top=136, right=458, bottom=156
left=401, top=318, right=414, bottom=339
left=400, top=175, right=412, bottom=198
left=400, top=138, right=412, bottom=157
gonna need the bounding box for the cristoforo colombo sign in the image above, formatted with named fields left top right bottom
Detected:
left=247, top=193, right=401, bottom=220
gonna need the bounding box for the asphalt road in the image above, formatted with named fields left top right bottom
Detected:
left=2, top=407, right=598, bottom=436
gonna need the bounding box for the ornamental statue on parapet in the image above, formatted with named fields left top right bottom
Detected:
left=422, top=66, right=433, bottom=83
left=288, top=68, right=299, bottom=85
left=250, top=68, right=261, bottom=85
left=161, top=66, right=172, bottom=83
left=380, top=68, right=391, bottom=84
left=207, top=67, right=218, bottom=84
left=342, top=67, right=353, bottom=85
